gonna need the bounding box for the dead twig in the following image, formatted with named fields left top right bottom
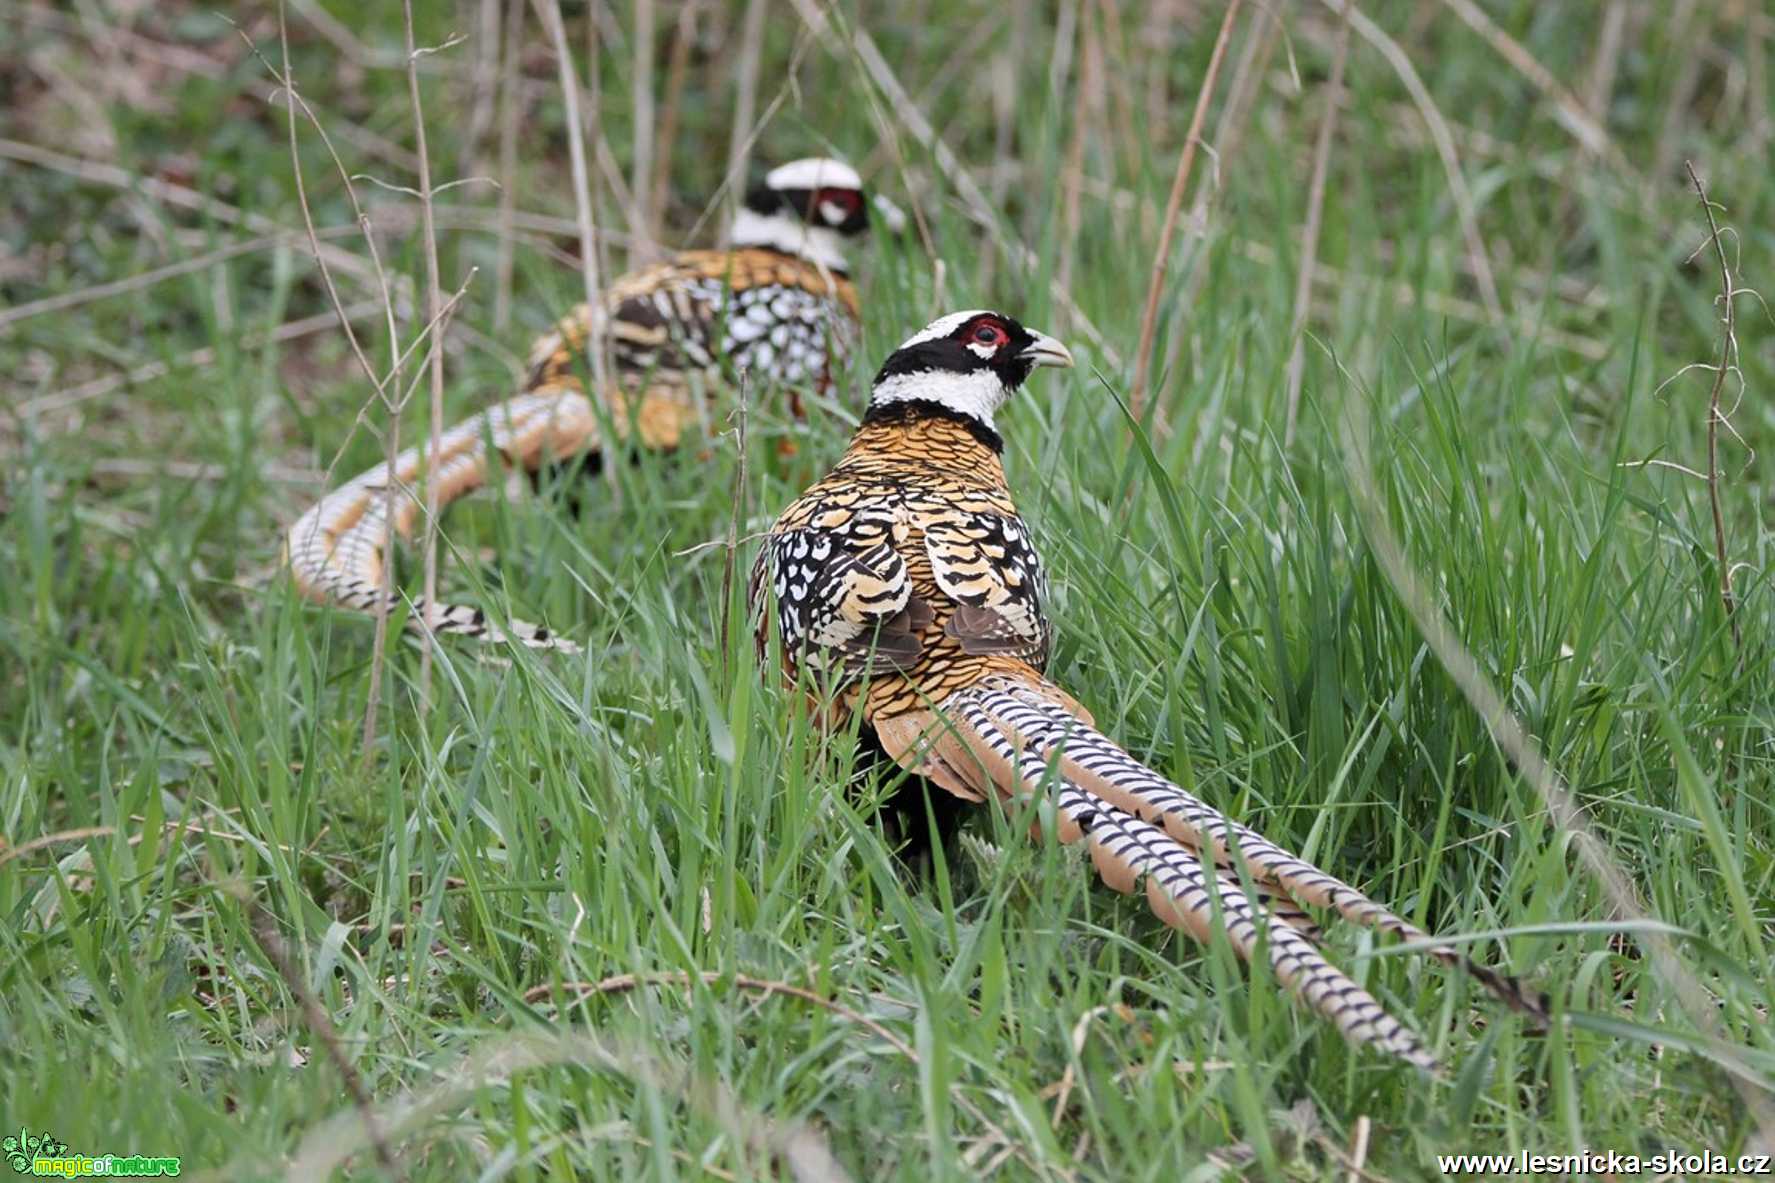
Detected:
left=1685, top=161, right=1743, bottom=649
left=1130, top=0, right=1242, bottom=419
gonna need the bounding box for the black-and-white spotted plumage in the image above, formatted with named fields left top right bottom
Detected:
left=752, top=311, right=1546, bottom=1072
left=289, top=157, right=894, bottom=650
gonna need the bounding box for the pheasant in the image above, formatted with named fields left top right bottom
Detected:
left=750, top=310, right=1545, bottom=1069
left=286, top=157, right=900, bottom=651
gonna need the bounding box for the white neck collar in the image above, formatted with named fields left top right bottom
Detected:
left=868, top=369, right=1006, bottom=431
left=729, top=209, right=850, bottom=273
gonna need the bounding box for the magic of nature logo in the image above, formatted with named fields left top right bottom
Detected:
left=4, top=1128, right=181, bottom=1177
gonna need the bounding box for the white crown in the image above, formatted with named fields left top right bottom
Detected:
left=766, top=157, right=863, bottom=191
left=894, top=310, right=996, bottom=350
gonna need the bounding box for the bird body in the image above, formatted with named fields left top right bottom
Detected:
left=286, top=158, right=890, bottom=650
left=752, top=311, right=1542, bottom=1070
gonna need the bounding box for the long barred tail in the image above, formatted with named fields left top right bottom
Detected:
left=283, top=384, right=596, bottom=653
left=879, top=677, right=1548, bottom=1070
left=972, top=683, right=1548, bottom=1022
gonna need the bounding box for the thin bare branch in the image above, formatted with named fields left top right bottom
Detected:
left=1685, top=161, right=1741, bottom=648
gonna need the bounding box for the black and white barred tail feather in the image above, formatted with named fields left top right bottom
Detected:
left=284, top=386, right=592, bottom=654
left=941, top=691, right=1439, bottom=1070
left=969, top=683, right=1548, bottom=1025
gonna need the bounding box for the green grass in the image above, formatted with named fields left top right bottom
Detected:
left=3, top=2, right=1773, bottom=1178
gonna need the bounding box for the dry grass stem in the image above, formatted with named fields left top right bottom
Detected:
left=401, top=0, right=455, bottom=709
left=245, top=900, right=405, bottom=1181
left=1346, top=1115, right=1372, bottom=1183
left=1338, top=392, right=1775, bottom=1145
left=1169, top=2, right=1280, bottom=330
left=523, top=970, right=1031, bottom=1174
left=462, top=0, right=503, bottom=164
left=1283, top=3, right=1350, bottom=448
left=1653, top=0, right=1704, bottom=182
left=1438, top=0, right=1625, bottom=168
left=718, top=369, right=751, bottom=684
left=789, top=0, right=1119, bottom=366
left=0, top=231, right=306, bottom=330
left=629, top=0, right=658, bottom=261
left=1129, top=0, right=1242, bottom=417
left=0, top=134, right=406, bottom=315
left=1584, top=1, right=1629, bottom=120
left=16, top=301, right=388, bottom=423
left=1056, top=5, right=1095, bottom=294
left=650, top=0, right=699, bottom=231
left=723, top=0, right=771, bottom=237
left=533, top=0, right=611, bottom=399
left=276, top=2, right=401, bottom=755
left=1322, top=0, right=1506, bottom=330
left=494, top=0, right=524, bottom=330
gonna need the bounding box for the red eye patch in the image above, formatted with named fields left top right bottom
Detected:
left=814, top=188, right=863, bottom=214
left=963, top=317, right=1010, bottom=348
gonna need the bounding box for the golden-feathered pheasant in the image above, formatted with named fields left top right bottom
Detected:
left=287, top=157, right=900, bottom=651
left=750, top=310, right=1544, bottom=1069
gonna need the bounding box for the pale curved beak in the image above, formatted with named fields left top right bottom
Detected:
left=871, top=193, right=908, bottom=234
left=1017, top=330, right=1075, bottom=370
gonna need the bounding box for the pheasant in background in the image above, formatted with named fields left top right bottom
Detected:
left=286, top=157, right=903, bottom=651
left=750, top=311, right=1545, bottom=1069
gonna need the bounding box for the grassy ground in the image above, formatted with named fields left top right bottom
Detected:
left=3, top=2, right=1773, bottom=1179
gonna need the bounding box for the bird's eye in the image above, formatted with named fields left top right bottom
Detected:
left=974, top=325, right=1003, bottom=345
left=816, top=189, right=861, bottom=215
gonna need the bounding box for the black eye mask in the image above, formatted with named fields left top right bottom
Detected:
left=743, top=183, right=871, bottom=236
